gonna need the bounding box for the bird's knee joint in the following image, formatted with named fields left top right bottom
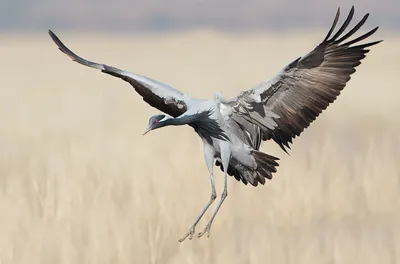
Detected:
left=222, top=191, right=228, bottom=199
left=211, top=192, right=217, bottom=201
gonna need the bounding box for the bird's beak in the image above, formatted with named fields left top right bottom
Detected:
left=143, top=127, right=152, bottom=136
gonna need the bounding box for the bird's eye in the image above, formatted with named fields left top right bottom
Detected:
left=155, top=120, right=159, bottom=124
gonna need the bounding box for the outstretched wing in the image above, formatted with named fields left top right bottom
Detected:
left=224, top=6, right=382, bottom=152
left=48, top=30, right=189, bottom=117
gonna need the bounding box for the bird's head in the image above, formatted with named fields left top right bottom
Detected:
left=143, top=114, right=167, bottom=135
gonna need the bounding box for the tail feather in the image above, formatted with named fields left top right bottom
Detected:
left=256, top=171, right=266, bottom=185
left=259, top=167, right=273, bottom=180
left=215, top=151, right=279, bottom=187
left=252, top=151, right=280, bottom=182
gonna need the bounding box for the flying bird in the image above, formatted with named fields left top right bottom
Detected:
left=48, top=6, right=381, bottom=242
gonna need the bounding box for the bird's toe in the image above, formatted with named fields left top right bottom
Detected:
left=197, top=224, right=211, bottom=238
left=178, top=226, right=196, bottom=242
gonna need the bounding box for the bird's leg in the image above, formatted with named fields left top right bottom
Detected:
left=198, top=147, right=230, bottom=238
left=178, top=144, right=216, bottom=242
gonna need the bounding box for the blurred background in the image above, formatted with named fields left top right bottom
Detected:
left=0, top=1, right=399, bottom=264
left=1, top=0, right=400, bottom=32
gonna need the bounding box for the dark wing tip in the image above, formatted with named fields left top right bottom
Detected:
left=322, top=6, right=381, bottom=49
left=49, top=30, right=65, bottom=50
left=48, top=30, right=104, bottom=70
left=329, top=6, right=355, bottom=42
left=333, top=13, right=370, bottom=45
left=342, top=26, right=381, bottom=48
left=355, top=39, right=383, bottom=50
left=323, top=7, right=341, bottom=42
left=48, top=29, right=79, bottom=61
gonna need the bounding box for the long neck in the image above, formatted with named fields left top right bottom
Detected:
left=161, top=114, right=195, bottom=127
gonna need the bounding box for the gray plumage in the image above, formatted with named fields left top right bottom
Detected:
left=48, top=6, right=381, bottom=241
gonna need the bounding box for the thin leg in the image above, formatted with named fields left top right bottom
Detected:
left=198, top=147, right=230, bottom=238
left=178, top=144, right=216, bottom=242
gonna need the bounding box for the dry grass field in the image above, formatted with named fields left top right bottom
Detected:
left=0, top=30, right=399, bottom=264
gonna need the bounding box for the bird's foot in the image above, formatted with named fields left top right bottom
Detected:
left=197, top=223, right=212, bottom=238
left=178, top=226, right=196, bottom=242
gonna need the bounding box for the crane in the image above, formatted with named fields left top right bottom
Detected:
left=48, top=6, right=381, bottom=242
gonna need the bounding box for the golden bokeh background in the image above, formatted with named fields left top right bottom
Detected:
left=0, top=30, right=399, bottom=263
